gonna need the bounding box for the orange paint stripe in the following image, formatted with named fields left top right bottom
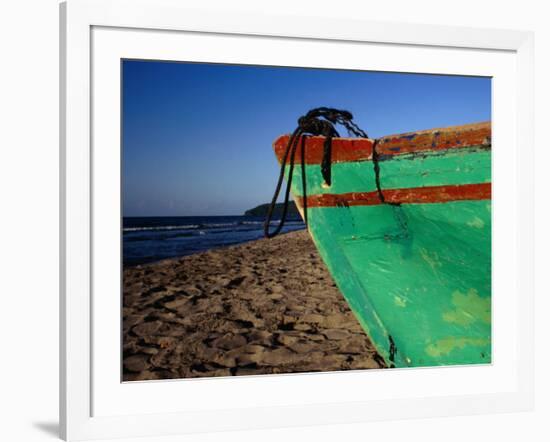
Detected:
left=274, top=121, right=491, bottom=165
left=296, top=183, right=491, bottom=208
left=273, top=136, right=374, bottom=164
left=377, top=122, right=491, bottom=156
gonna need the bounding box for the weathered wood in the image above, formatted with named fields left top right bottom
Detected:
left=274, top=121, right=491, bottom=164
left=271, top=121, right=492, bottom=368
left=297, top=183, right=491, bottom=208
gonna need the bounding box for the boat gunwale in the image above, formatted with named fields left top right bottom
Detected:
left=273, top=121, right=491, bottom=165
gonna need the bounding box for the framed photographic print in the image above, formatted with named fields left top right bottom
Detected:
left=60, top=0, right=534, bottom=440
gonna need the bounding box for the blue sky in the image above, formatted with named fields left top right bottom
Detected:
left=122, top=60, right=491, bottom=216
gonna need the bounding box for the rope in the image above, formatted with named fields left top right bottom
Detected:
left=371, top=139, right=400, bottom=207
left=263, top=107, right=401, bottom=365
left=264, top=107, right=370, bottom=239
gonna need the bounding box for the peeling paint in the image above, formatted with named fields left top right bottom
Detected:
left=442, top=289, right=491, bottom=326
left=420, top=248, right=442, bottom=272
left=394, top=296, right=407, bottom=308
left=426, top=337, right=490, bottom=358
left=467, top=216, right=485, bottom=229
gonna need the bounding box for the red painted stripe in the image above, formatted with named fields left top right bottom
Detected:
left=296, top=183, right=491, bottom=208
left=274, top=121, right=491, bottom=165
left=377, top=122, right=491, bottom=156
left=273, top=136, right=374, bottom=165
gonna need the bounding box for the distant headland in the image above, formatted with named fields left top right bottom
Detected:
left=244, top=201, right=299, bottom=217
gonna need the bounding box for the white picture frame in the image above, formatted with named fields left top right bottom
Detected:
left=60, top=0, right=534, bottom=440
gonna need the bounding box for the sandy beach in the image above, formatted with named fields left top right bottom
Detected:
left=123, top=230, right=385, bottom=381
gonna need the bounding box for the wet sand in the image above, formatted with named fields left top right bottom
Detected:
left=123, top=230, right=385, bottom=381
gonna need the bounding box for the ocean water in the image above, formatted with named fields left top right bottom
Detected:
left=123, top=215, right=305, bottom=267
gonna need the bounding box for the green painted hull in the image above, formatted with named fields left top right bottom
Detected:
left=274, top=123, right=491, bottom=368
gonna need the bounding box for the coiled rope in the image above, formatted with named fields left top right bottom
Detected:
left=264, top=107, right=370, bottom=239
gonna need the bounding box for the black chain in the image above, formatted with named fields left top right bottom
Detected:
left=264, top=107, right=369, bottom=239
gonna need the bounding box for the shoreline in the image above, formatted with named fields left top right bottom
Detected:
left=123, top=228, right=305, bottom=270
left=122, top=215, right=305, bottom=268
left=123, top=230, right=385, bottom=380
